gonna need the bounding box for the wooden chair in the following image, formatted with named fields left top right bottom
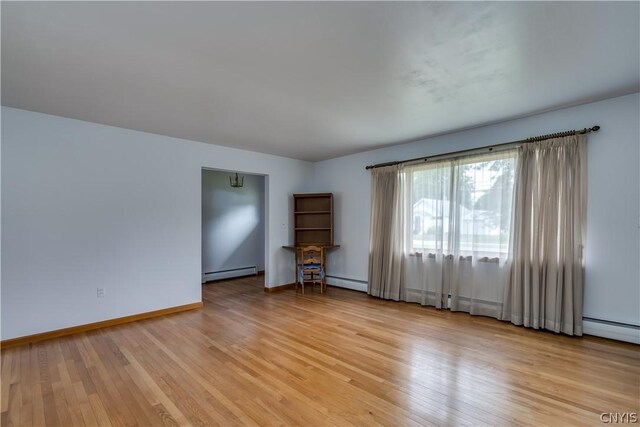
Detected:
left=297, top=245, right=325, bottom=294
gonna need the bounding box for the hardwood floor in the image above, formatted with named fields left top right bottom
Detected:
left=1, top=276, right=638, bottom=426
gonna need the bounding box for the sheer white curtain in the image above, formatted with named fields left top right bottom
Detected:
left=402, top=150, right=518, bottom=319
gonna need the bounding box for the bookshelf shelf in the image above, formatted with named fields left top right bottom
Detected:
left=293, top=193, right=333, bottom=246
left=295, top=227, right=331, bottom=231
left=294, top=211, right=331, bottom=214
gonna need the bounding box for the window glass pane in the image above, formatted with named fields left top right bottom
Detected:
left=457, top=153, right=515, bottom=256
left=410, top=161, right=452, bottom=254
left=407, top=150, right=516, bottom=258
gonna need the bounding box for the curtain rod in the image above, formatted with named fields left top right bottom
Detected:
left=365, top=125, right=600, bottom=170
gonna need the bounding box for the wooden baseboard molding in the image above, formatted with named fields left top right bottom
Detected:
left=1, top=301, right=203, bottom=349
left=264, top=283, right=295, bottom=293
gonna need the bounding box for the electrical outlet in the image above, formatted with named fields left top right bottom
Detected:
left=97, top=287, right=106, bottom=298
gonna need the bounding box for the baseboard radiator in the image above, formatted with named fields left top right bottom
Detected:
left=203, top=266, right=258, bottom=283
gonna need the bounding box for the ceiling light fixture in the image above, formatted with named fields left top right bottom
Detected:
left=229, top=172, right=244, bottom=188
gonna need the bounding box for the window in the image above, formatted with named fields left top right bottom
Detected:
left=406, top=150, right=517, bottom=258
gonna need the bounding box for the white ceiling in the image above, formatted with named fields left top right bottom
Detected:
left=2, top=2, right=639, bottom=161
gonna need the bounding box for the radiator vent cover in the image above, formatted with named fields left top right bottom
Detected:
left=202, top=266, right=258, bottom=283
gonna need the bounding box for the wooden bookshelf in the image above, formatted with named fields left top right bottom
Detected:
left=293, top=193, right=333, bottom=246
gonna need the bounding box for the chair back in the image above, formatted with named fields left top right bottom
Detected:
left=300, top=245, right=324, bottom=269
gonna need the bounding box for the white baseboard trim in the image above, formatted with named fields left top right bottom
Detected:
left=325, top=275, right=368, bottom=293
left=203, top=266, right=257, bottom=282
left=583, top=318, right=640, bottom=344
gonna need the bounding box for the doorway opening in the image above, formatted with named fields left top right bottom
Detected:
left=201, top=168, right=267, bottom=287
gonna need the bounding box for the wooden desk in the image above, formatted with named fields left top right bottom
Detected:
left=282, top=245, right=340, bottom=289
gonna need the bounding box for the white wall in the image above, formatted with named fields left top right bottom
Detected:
left=202, top=170, right=265, bottom=274
left=1, top=107, right=311, bottom=340
left=314, top=93, right=640, bottom=342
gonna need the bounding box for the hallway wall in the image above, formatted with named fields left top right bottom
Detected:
left=202, top=170, right=265, bottom=276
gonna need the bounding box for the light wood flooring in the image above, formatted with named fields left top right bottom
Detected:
left=1, top=276, right=639, bottom=426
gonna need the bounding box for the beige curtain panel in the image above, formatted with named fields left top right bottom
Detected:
left=502, top=135, right=588, bottom=335
left=368, top=165, right=405, bottom=300
left=368, top=134, right=588, bottom=336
